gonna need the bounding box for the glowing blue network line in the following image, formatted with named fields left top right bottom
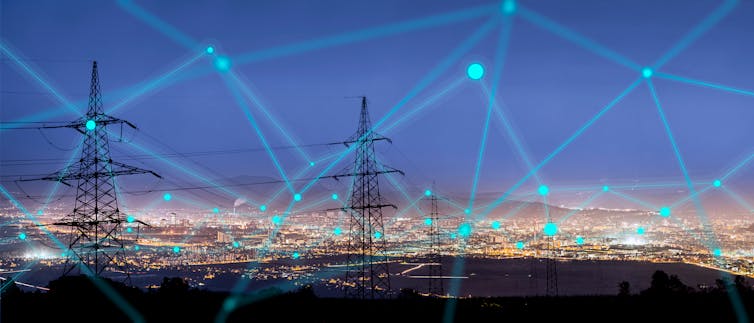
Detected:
left=651, top=0, right=739, bottom=69
left=0, top=41, right=82, bottom=116
left=379, top=77, right=467, bottom=134
left=609, top=190, right=658, bottom=210
left=556, top=191, right=604, bottom=225
left=516, top=6, right=641, bottom=71
left=655, top=72, right=754, bottom=98
left=468, top=15, right=515, bottom=212
left=116, top=0, right=199, bottom=49
left=721, top=186, right=754, bottom=212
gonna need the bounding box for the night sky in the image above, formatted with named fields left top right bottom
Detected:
left=2, top=0, right=754, bottom=211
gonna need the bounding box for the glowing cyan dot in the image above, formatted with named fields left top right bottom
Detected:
left=126, top=227, right=133, bottom=233
left=515, top=241, right=524, bottom=249
left=602, top=185, right=610, bottom=192
left=713, top=180, right=722, bottom=187
left=502, top=0, right=516, bottom=15
left=424, top=189, right=432, bottom=197
left=37, top=210, right=43, bottom=215
left=637, top=227, right=646, bottom=235
left=232, top=241, right=239, bottom=248
left=713, top=248, right=722, bottom=257
left=450, top=233, right=457, bottom=240
left=464, top=208, right=471, bottom=215
left=292, top=252, right=300, bottom=259
left=260, top=205, right=267, bottom=212
left=163, top=193, right=172, bottom=201
left=491, top=221, right=501, bottom=230
left=272, top=215, right=282, bottom=225
left=458, top=223, right=472, bottom=237
left=659, top=207, right=671, bottom=218
left=85, top=119, right=96, bottom=131
left=331, top=193, right=339, bottom=200
left=424, top=218, right=433, bottom=226
left=293, top=193, right=302, bottom=201
left=374, top=231, right=383, bottom=239
left=126, top=215, right=135, bottom=223
left=213, top=207, right=220, bottom=214
left=333, top=227, right=342, bottom=235
left=173, top=246, right=180, bottom=253
left=467, top=63, right=484, bottom=80
left=18, top=232, right=27, bottom=240
left=205, top=46, right=215, bottom=54
left=642, top=67, right=653, bottom=78
left=134, top=245, right=140, bottom=251
left=309, top=161, right=315, bottom=167
left=543, top=222, right=558, bottom=236
left=538, top=185, right=550, bottom=196
left=576, top=236, right=584, bottom=245
left=214, top=56, right=231, bottom=71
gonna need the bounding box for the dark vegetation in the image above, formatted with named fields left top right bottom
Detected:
left=1, top=271, right=752, bottom=322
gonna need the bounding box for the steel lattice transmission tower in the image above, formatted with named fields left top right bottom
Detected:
left=426, top=190, right=443, bottom=296
left=24, top=61, right=159, bottom=278
left=342, top=96, right=402, bottom=299
left=545, top=236, right=559, bottom=296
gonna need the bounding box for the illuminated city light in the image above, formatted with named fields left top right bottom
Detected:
left=163, top=193, right=172, bottom=201
left=642, top=67, right=653, bottom=78
left=466, top=63, right=484, bottom=80
left=538, top=185, right=550, bottom=196
left=205, top=46, right=214, bottom=54
left=294, top=193, right=302, bottom=201
left=18, top=232, right=27, bottom=240
left=576, top=236, right=584, bottom=245
left=491, top=221, right=500, bottom=230
left=516, top=241, right=524, bottom=249
left=425, top=218, right=433, bottom=226
left=543, top=222, right=558, bottom=236
left=713, top=179, right=722, bottom=187
left=85, top=119, right=96, bottom=131
left=659, top=207, right=671, bottom=217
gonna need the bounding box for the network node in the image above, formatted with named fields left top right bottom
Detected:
left=309, top=161, right=315, bottom=167
left=424, top=189, right=432, bottom=197
left=637, top=227, right=645, bottom=235
left=713, top=180, right=722, bottom=187
left=223, top=298, right=237, bottom=312
left=214, top=56, right=231, bottom=72
left=173, top=246, right=180, bottom=253
left=602, top=185, right=609, bottom=192
left=713, top=248, right=722, bottom=257
left=18, top=232, right=26, bottom=240
left=233, top=241, right=239, bottom=248
left=659, top=207, right=671, bottom=217
left=260, top=204, right=267, bottom=212
left=425, top=218, right=433, bottom=226
left=458, top=223, right=472, bottom=237
left=543, top=222, right=558, bottom=236
left=642, top=67, right=653, bottom=79
left=450, top=233, right=457, bottom=240
left=491, top=221, right=501, bottom=230
left=464, top=208, right=471, bottom=215
left=502, top=0, right=516, bottom=15
left=272, top=215, right=282, bottom=225
left=85, top=119, right=96, bottom=131
left=126, top=227, right=133, bottom=233
left=333, top=226, right=342, bottom=235
left=515, top=241, right=524, bottom=249
left=163, top=193, right=172, bottom=201
left=134, top=245, right=140, bottom=251
left=374, top=231, right=383, bottom=239
left=205, top=46, right=215, bottom=54
left=294, top=193, right=302, bottom=201
left=127, top=215, right=135, bottom=223
left=538, top=185, right=550, bottom=196
left=212, top=207, right=219, bottom=214
left=576, top=236, right=584, bottom=245
left=466, top=63, right=484, bottom=80
left=331, top=193, right=339, bottom=200
left=292, top=252, right=300, bottom=259
left=37, top=210, right=43, bottom=215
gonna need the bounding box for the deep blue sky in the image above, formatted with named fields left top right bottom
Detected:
left=2, top=0, right=754, bottom=210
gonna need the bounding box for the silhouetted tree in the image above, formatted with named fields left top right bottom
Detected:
left=618, top=281, right=630, bottom=296
left=159, top=277, right=190, bottom=294
left=642, top=270, right=693, bottom=295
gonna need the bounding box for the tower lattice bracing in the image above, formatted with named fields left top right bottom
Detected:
left=27, top=61, right=159, bottom=278
left=343, top=96, right=400, bottom=299
left=426, top=190, right=444, bottom=296
left=545, top=236, right=558, bottom=296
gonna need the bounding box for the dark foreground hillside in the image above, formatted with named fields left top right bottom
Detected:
left=1, top=271, right=752, bottom=323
